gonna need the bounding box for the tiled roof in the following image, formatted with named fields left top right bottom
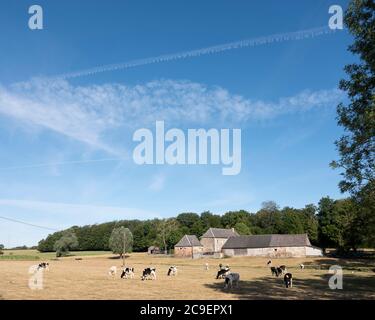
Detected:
left=175, top=235, right=203, bottom=247
left=201, top=228, right=239, bottom=238
left=222, top=234, right=312, bottom=249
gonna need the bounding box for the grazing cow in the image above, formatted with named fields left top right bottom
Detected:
left=141, top=267, right=156, bottom=280
left=270, top=267, right=281, bottom=277
left=278, top=265, right=287, bottom=274
left=121, top=267, right=135, bottom=279
left=284, top=273, right=293, bottom=288
left=267, top=260, right=272, bottom=266
left=216, top=267, right=230, bottom=279
left=37, top=262, right=49, bottom=271
left=224, top=273, right=240, bottom=289
left=300, top=263, right=305, bottom=270
left=167, top=266, right=178, bottom=276
left=108, top=266, right=117, bottom=277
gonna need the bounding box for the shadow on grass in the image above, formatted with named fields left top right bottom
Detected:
left=303, top=258, right=375, bottom=272
left=107, top=254, right=131, bottom=260
left=204, top=274, right=375, bottom=300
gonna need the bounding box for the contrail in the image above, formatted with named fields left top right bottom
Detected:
left=0, top=215, right=60, bottom=231
left=0, top=158, right=121, bottom=171
left=55, top=26, right=336, bottom=80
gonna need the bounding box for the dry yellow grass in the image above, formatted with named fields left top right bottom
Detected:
left=1, top=253, right=375, bottom=300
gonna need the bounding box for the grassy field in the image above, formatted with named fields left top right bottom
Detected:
left=1, top=251, right=375, bottom=300
left=0, top=250, right=111, bottom=260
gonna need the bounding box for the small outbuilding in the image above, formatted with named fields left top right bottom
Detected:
left=221, top=234, right=323, bottom=258
left=148, top=246, right=161, bottom=254
left=200, top=228, right=239, bottom=253
left=174, top=235, right=204, bottom=258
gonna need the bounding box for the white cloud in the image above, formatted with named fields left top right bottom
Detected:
left=0, top=78, right=343, bottom=155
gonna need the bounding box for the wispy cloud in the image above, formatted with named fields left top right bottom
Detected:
left=148, top=173, right=166, bottom=192
left=0, top=199, right=159, bottom=225
left=0, top=78, right=343, bottom=156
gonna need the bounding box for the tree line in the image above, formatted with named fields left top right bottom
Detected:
left=37, top=196, right=374, bottom=254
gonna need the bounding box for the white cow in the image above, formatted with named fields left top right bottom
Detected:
left=108, top=266, right=117, bottom=277
left=224, top=273, right=240, bottom=289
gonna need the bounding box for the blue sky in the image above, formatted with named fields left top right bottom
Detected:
left=0, top=0, right=353, bottom=247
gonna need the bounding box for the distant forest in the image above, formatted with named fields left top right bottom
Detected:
left=37, top=196, right=373, bottom=254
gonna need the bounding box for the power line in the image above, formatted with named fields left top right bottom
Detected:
left=0, top=215, right=59, bottom=232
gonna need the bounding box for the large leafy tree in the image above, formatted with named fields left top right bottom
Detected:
left=53, top=231, right=79, bottom=257
left=155, top=218, right=182, bottom=254
left=330, top=0, right=375, bottom=249
left=317, top=197, right=360, bottom=252
left=300, top=204, right=319, bottom=244
left=109, top=226, right=133, bottom=264
left=331, top=0, right=375, bottom=194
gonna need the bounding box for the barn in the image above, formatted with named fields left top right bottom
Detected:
left=200, top=228, right=239, bottom=254
left=147, top=246, right=160, bottom=254
left=221, top=234, right=323, bottom=258
left=174, top=235, right=204, bottom=258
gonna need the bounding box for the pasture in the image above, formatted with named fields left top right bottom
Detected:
left=1, top=252, right=375, bottom=300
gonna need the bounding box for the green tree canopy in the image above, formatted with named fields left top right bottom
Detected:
left=331, top=0, right=374, bottom=194
left=53, top=231, right=78, bottom=257
left=109, top=226, right=133, bottom=260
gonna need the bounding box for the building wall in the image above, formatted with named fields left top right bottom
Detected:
left=222, top=246, right=323, bottom=258
left=200, top=238, right=215, bottom=253
left=174, top=246, right=204, bottom=258
left=201, top=237, right=229, bottom=253
left=306, top=246, right=323, bottom=256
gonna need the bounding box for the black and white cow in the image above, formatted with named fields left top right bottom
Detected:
left=37, top=262, right=49, bottom=271
left=224, top=272, right=240, bottom=289
left=141, top=267, right=156, bottom=280
left=167, top=266, right=177, bottom=276
left=284, top=273, right=293, bottom=288
left=270, top=267, right=281, bottom=277
left=216, top=267, right=230, bottom=279
left=121, top=267, right=135, bottom=279
left=279, top=265, right=287, bottom=274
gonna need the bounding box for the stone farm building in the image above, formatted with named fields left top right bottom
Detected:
left=147, top=246, right=160, bottom=254
left=200, top=228, right=239, bottom=253
left=174, top=235, right=204, bottom=258
left=222, top=234, right=323, bottom=258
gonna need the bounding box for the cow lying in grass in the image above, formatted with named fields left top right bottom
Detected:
left=121, top=267, right=135, bottom=279
left=224, top=273, right=240, bottom=289
left=141, top=267, right=156, bottom=280
left=284, top=273, right=293, bottom=288
left=167, top=266, right=177, bottom=276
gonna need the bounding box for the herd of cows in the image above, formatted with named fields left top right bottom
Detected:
left=33, top=259, right=302, bottom=290
left=104, top=260, right=301, bottom=290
